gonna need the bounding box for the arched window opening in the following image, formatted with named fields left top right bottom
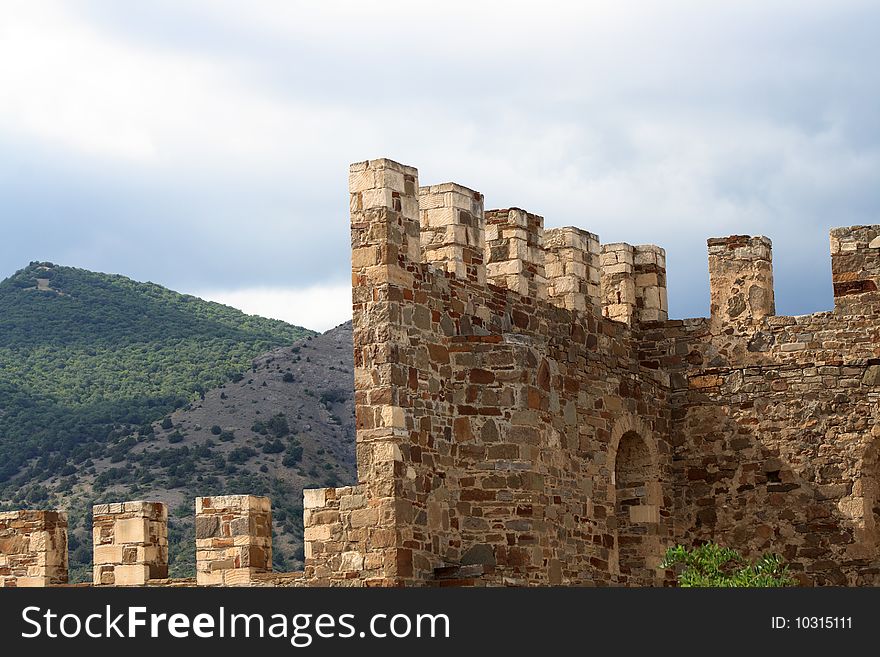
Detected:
left=613, top=431, right=661, bottom=584
left=860, top=439, right=880, bottom=552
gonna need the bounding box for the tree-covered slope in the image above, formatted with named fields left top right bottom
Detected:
left=0, top=261, right=314, bottom=485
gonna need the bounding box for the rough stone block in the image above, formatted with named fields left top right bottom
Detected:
left=195, top=495, right=271, bottom=586
left=92, top=501, right=167, bottom=586
left=0, top=510, right=67, bottom=587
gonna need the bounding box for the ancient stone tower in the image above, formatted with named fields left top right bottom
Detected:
left=2, top=158, right=878, bottom=587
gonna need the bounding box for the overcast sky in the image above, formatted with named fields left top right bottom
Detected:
left=1, top=1, right=879, bottom=331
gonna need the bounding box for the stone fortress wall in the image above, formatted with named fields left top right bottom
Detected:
left=1, top=158, right=878, bottom=587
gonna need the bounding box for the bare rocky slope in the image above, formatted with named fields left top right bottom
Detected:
left=136, top=320, right=357, bottom=578
left=14, top=321, right=356, bottom=581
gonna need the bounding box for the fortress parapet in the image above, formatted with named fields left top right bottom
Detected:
left=350, top=158, right=669, bottom=326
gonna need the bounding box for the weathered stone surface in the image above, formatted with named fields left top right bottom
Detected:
left=92, top=501, right=167, bottom=586
left=0, top=510, right=67, bottom=587
left=195, top=495, right=271, bottom=586
left=863, top=365, right=880, bottom=386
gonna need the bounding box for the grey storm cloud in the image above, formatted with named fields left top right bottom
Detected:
left=1, top=0, right=879, bottom=328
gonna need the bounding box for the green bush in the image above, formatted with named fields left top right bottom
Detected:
left=262, top=439, right=285, bottom=454
left=266, top=413, right=290, bottom=438
left=282, top=445, right=303, bottom=467
left=228, top=446, right=256, bottom=464
left=661, top=542, right=797, bottom=587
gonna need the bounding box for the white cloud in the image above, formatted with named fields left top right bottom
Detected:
left=0, top=1, right=365, bottom=171
left=192, top=284, right=351, bottom=333
left=1, top=1, right=879, bottom=318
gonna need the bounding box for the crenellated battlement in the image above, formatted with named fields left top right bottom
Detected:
left=349, top=158, right=673, bottom=331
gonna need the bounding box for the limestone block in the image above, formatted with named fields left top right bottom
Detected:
left=863, top=365, right=880, bottom=386
left=303, top=488, right=327, bottom=509
left=380, top=405, right=406, bottom=428
left=341, top=551, right=365, bottom=571
left=115, top=518, right=149, bottom=544
left=604, top=263, right=632, bottom=276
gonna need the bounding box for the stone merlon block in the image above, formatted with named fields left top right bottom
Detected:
left=195, top=495, right=271, bottom=586
left=0, top=510, right=68, bottom=587
left=350, top=159, right=422, bottom=281
left=830, top=225, right=880, bottom=313
left=92, top=501, right=168, bottom=586
left=485, top=208, right=547, bottom=298
left=708, top=234, right=775, bottom=330
left=545, top=226, right=601, bottom=313
left=419, top=182, right=486, bottom=285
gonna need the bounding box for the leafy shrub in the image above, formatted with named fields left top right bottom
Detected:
left=266, top=413, right=290, bottom=438
left=161, top=418, right=173, bottom=430
left=661, top=542, right=797, bottom=587
left=262, top=439, right=285, bottom=454
left=319, top=388, right=348, bottom=405
left=282, top=445, right=303, bottom=467
left=282, top=372, right=295, bottom=383
left=227, top=447, right=256, bottom=464
left=210, top=425, right=222, bottom=435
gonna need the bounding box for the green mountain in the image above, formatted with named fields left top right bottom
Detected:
left=0, top=262, right=357, bottom=581
left=0, top=261, right=313, bottom=485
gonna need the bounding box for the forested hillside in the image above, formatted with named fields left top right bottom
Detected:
left=0, top=262, right=312, bottom=486
left=0, top=262, right=357, bottom=581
